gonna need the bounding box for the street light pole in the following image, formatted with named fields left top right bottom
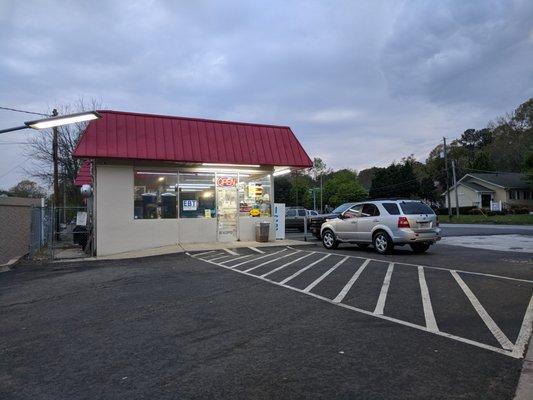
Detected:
left=443, top=137, right=452, bottom=221
left=51, top=109, right=61, bottom=239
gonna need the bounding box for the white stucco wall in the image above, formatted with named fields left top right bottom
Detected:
left=95, top=164, right=180, bottom=256
left=446, top=184, right=479, bottom=208
left=179, top=218, right=217, bottom=243
left=95, top=163, right=278, bottom=255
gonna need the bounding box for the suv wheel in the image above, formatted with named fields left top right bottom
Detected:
left=322, top=229, right=339, bottom=249
left=373, top=231, right=393, bottom=254
left=410, top=242, right=431, bottom=254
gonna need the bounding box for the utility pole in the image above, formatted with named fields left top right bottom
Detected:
left=52, top=108, right=60, bottom=240
left=451, top=159, right=459, bottom=218
left=443, top=137, right=452, bottom=221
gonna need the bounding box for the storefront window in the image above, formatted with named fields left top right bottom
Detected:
left=238, top=172, right=272, bottom=217
left=134, top=171, right=178, bottom=219
left=178, top=173, right=216, bottom=218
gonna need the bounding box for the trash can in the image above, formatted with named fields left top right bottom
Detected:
left=255, top=222, right=270, bottom=243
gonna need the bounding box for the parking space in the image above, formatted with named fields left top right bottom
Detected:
left=189, top=245, right=533, bottom=359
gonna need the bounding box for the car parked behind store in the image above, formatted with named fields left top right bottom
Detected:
left=285, top=207, right=320, bottom=231
left=320, top=200, right=441, bottom=254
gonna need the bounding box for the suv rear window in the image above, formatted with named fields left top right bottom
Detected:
left=399, top=202, right=434, bottom=215
left=382, top=203, right=400, bottom=215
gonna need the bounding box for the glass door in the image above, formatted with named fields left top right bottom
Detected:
left=216, top=175, right=238, bottom=242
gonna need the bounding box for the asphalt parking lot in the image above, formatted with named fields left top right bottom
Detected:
left=1, top=242, right=532, bottom=399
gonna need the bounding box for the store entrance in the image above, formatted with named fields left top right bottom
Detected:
left=216, top=176, right=238, bottom=242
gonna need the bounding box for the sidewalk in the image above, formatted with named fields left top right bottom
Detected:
left=440, top=223, right=533, bottom=230
left=55, top=239, right=313, bottom=262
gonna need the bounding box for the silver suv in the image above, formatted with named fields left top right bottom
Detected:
left=320, top=200, right=441, bottom=254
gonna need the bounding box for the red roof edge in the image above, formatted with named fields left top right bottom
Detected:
left=74, top=160, right=92, bottom=186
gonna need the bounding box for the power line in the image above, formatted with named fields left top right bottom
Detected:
left=0, top=156, right=30, bottom=181
left=462, top=167, right=520, bottom=174
left=0, top=106, right=50, bottom=117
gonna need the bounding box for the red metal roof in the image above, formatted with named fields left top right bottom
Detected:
left=73, top=110, right=312, bottom=168
left=74, top=160, right=92, bottom=186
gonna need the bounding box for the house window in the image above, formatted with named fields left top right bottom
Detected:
left=178, top=172, right=216, bottom=218
left=134, top=171, right=178, bottom=219
left=524, top=190, right=531, bottom=200
left=509, top=190, right=517, bottom=200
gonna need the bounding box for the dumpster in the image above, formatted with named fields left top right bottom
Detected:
left=255, top=222, right=270, bottom=242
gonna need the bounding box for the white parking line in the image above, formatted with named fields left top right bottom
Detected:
left=279, top=254, right=331, bottom=285
left=287, top=246, right=533, bottom=284
left=230, top=249, right=288, bottom=268
left=248, top=247, right=265, bottom=254
left=195, top=251, right=524, bottom=358
left=223, top=248, right=239, bottom=256
left=303, top=256, right=349, bottom=293
left=418, top=266, right=439, bottom=332
left=243, top=251, right=301, bottom=273
left=261, top=252, right=316, bottom=278
left=220, top=254, right=254, bottom=265
left=209, top=254, right=233, bottom=262
left=192, top=250, right=216, bottom=258
left=374, top=263, right=394, bottom=315
left=451, top=270, right=514, bottom=351
left=513, top=294, right=533, bottom=357
left=333, top=259, right=371, bottom=303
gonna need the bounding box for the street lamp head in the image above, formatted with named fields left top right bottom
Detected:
left=25, top=111, right=101, bottom=130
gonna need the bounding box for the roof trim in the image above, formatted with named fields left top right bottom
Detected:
left=96, top=109, right=291, bottom=129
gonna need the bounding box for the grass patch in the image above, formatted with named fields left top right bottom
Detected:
left=441, top=214, right=533, bottom=225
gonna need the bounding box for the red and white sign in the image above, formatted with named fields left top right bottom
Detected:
left=216, top=177, right=237, bottom=187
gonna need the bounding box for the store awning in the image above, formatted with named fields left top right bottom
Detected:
left=73, top=110, right=313, bottom=168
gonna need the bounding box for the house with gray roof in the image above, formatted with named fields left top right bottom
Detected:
left=443, top=172, right=532, bottom=210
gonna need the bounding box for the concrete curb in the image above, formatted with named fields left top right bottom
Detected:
left=52, top=240, right=314, bottom=263
left=514, top=325, right=533, bottom=400
left=0, top=255, right=25, bottom=273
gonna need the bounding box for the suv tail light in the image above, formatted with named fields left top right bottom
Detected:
left=398, top=216, right=410, bottom=228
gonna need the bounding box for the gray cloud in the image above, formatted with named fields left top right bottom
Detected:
left=0, top=0, right=532, bottom=188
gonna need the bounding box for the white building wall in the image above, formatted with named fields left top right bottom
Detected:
left=95, top=163, right=277, bottom=256
left=95, top=164, right=180, bottom=256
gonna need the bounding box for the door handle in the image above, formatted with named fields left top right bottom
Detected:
left=372, top=219, right=379, bottom=222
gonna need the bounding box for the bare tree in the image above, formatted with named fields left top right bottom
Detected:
left=24, top=98, right=102, bottom=205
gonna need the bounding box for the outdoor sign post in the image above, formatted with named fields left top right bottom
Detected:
left=274, top=203, right=285, bottom=240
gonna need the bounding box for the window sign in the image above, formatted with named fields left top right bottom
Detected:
left=183, top=199, right=198, bottom=211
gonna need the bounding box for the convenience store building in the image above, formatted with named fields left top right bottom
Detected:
left=73, top=110, right=312, bottom=256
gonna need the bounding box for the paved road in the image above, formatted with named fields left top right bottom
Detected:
left=1, top=243, right=532, bottom=399
left=286, top=224, right=533, bottom=242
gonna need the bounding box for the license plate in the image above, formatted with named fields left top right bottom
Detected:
left=419, top=222, right=430, bottom=228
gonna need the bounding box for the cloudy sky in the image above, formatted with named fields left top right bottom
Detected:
left=1, top=0, right=532, bottom=189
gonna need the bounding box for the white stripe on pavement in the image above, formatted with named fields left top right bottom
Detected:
left=451, top=270, right=514, bottom=351
left=219, top=254, right=254, bottom=265
left=333, top=259, right=371, bottom=303
left=418, top=266, right=439, bottom=332
left=260, top=252, right=316, bottom=278
left=303, top=256, right=349, bottom=293
left=196, top=253, right=522, bottom=359
left=278, top=254, right=331, bottom=285
left=209, top=254, right=233, bottom=262
left=374, top=263, right=394, bottom=315
left=248, top=247, right=265, bottom=254
left=512, top=294, right=533, bottom=358
left=223, top=248, right=239, bottom=256
left=191, top=250, right=216, bottom=258
left=229, top=249, right=288, bottom=268
left=243, top=251, right=301, bottom=273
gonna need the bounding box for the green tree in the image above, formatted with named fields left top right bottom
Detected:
left=369, top=159, right=420, bottom=199
left=323, top=169, right=367, bottom=207
left=8, top=180, right=47, bottom=198
left=525, top=147, right=533, bottom=185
